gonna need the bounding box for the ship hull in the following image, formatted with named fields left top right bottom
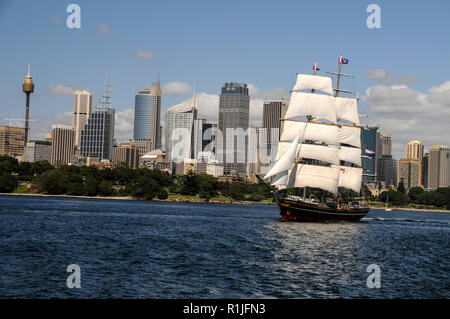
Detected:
left=278, top=198, right=369, bottom=222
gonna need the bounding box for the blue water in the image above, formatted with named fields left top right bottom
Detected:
left=0, top=195, right=448, bottom=298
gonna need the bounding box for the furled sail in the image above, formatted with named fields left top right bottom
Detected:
left=338, top=166, right=362, bottom=193
left=276, top=142, right=339, bottom=165
left=292, top=74, right=334, bottom=95
left=335, top=97, right=360, bottom=125
left=337, top=126, right=361, bottom=148
left=338, top=146, right=362, bottom=166
left=285, top=92, right=337, bottom=123
left=264, top=134, right=300, bottom=179
left=281, top=121, right=338, bottom=146
left=294, top=164, right=340, bottom=194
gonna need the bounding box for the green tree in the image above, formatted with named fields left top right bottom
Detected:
left=157, top=189, right=168, bottom=200
left=98, top=180, right=114, bottom=196
left=408, top=186, right=424, bottom=202
left=0, top=172, right=17, bottom=193
left=397, top=179, right=406, bottom=194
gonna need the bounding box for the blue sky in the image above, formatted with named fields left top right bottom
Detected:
left=1, top=0, right=449, bottom=158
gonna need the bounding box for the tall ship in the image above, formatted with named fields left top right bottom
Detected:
left=260, top=57, right=370, bottom=222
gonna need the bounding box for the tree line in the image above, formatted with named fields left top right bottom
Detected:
left=0, top=156, right=272, bottom=202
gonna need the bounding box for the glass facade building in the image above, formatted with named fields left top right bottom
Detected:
left=361, top=126, right=379, bottom=183
left=218, top=82, right=250, bottom=176
left=80, top=107, right=115, bottom=161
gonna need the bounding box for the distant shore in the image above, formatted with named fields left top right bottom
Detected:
left=0, top=192, right=275, bottom=206
left=1, top=192, right=449, bottom=213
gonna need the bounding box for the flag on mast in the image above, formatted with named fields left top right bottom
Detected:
left=339, top=56, right=349, bottom=64
left=313, top=62, right=320, bottom=71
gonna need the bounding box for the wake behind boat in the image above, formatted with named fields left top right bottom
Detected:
left=260, top=57, right=370, bottom=222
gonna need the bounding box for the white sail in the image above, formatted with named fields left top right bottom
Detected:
left=271, top=171, right=289, bottom=189
left=276, top=142, right=339, bottom=165
left=292, top=74, right=334, bottom=95
left=281, top=121, right=338, bottom=145
left=335, top=97, right=360, bottom=125
left=285, top=92, right=336, bottom=123
left=338, top=166, right=362, bottom=193
left=294, top=164, right=340, bottom=194
left=264, top=134, right=300, bottom=179
left=337, top=126, right=361, bottom=148
left=338, top=146, right=362, bottom=166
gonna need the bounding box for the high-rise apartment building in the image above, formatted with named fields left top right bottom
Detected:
left=72, top=90, right=93, bottom=151
left=398, top=158, right=422, bottom=189
left=50, top=125, right=75, bottom=166
left=218, top=82, right=250, bottom=176
left=80, top=107, right=115, bottom=161
left=25, top=140, right=51, bottom=163
left=0, top=126, right=25, bottom=157
left=406, top=140, right=424, bottom=161
left=428, top=145, right=450, bottom=189
left=133, top=77, right=161, bottom=151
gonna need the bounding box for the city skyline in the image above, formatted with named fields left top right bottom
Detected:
left=0, top=1, right=449, bottom=160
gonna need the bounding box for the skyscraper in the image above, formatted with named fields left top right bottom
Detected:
left=361, top=126, right=379, bottom=183
left=165, top=96, right=198, bottom=163
left=262, top=100, right=288, bottom=144
left=422, top=153, right=429, bottom=188
left=379, top=133, right=392, bottom=156
left=428, top=145, right=450, bottom=189
left=50, top=125, right=75, bottom=166
left=72, top=90, right=93, bottom=151
left=218, top=82, right=250, bottom=176
left=80, top=107, right=115, bottom=161
left=133, top=76, right=161, bottom=151
left=398, top=140, right=425, bottom=189
left=406, top=140, right=424, bottom=161
left=376, top=133, right=397, bottom=186
left=398, top=158, right=421, bottom=189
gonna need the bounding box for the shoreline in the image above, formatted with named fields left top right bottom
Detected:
left=1, top=193, right=449, bottom=213
left=0, top=192, right=275, bottom=206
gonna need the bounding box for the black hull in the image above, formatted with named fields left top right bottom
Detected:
left=278, top=198, right=369, bottom=222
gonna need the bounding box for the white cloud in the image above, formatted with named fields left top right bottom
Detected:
left=363, top=81, right=450, bottom=159
left=162, top=82, right=193, bottom=96
left=47, top=84, right=78, bottom=96
left=97, top=24, right=111, bottom=34
left=132, top=49, right=155, bottom=59
left=365, top=69, right=395, bottom=84
left=365, top=69, right=422, bottom=85
left=114, top=109, right=134, bottom=143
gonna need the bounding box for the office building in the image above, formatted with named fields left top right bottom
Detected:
left=50, top=125, right=75, bottom=166
left=112, top=144, right=139, bottom=169
left=422, top=153, right=429, bottom=188
left=0, top=126, right=25, bottom=157
left=218, top=82, right=250, bottom=176
left=361, top=125, right=379, bottom=183
left=80, top=107, right=115, bottom=161
left=72, top=90, right=93, bottom=151
left=25, top=140, right=51, bottom=163
left=379, top=133, right=392, bottom=156
left=130, top=138, right=151, bottom=159
left=133, top=76, right=161, bottom=151
left=165, top=96, right=198, bottom=163
left=428, top=145, right=450, bottom=189
left=262, top=100, right=288, bottom=145
left=377, top=155, right=398, bottom=186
